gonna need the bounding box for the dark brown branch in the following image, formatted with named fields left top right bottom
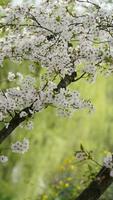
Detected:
left=74, top=72, right=86, bottom=82
left=54, top=72, right=77, bottom=92
left=28, top=12, right=56, bottom=35
left=54, top=72, right=86, bottom=93
left=76, top=0, right=100, bottom=9
left=76, top=167, right=113, bottom=200
left=0, top=106, right=33, bottom=144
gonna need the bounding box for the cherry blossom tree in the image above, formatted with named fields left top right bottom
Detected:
left=0, top=0, right=113, bottom=199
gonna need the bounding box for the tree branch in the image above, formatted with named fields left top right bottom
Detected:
left=76, top=167, right=113, bottom=200
left=0, top=71, right=84, bottom=143
left=54, top=72, right=86, bottom=93
left=0, top=106, right=32, bottom=144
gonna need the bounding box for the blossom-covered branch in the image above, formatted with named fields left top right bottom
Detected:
left=0, top=105, right=32, bottom=144
left=0, top=69, right=87, bottom=143
left=0, top=1, right=112, bottom=116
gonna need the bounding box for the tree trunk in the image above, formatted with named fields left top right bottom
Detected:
left=76, top=167, right=113, bottom=200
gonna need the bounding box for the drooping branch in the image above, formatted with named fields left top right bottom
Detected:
left=0, top=71, right=84, bottom=144
left=76, top=167, right=113, bottom=200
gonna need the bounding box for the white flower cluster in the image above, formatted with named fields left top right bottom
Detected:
left=103, top=154, right=113, bottom=177
left=0, top=1, right=113, bottom=78
left=75, top=151, right=87, bottom=161
left=8, top=72, right=15, bottom=82
left=0, top=75, right=37, bottom=120
left=0, top=0, right=112, bottom=120
left=11, top=138, right=29, bottom=154
left=0, top=155, right=8, bottom=163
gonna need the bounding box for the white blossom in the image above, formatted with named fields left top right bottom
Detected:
left=103, top=154, right=113, bottom=177
left=20, top=111, right=28, bottom=118
left=103, top=154, right=113, bottom=169
left=11, top=138, right=29, bottom=154
left=0, top=1, right=112, bottom=122
left=26, top=120, right=33, bottom=130
left=8, top=72, right=15, bottom=81
left=75, top=151, right=87, bottom=161
left=0, top=155, right=8, bottom=163
left=16, top=72, right=23, bottom=81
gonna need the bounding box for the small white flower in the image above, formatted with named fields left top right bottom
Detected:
left=103, top=154, right=113, bottom=169
left=110, top=170, right=113, bottom=177
left=26, top=120, right=33, bottom=130
left=29, top=109, right=34, bottom=115
left=0, top=155, right=8, bottom=163
left=5, top=123, right=9, bottom=129
left=23, top=138, right=29, bottom=152
left=20, top=111, right=27, bottom=118
left=16, top=72, right=23, bottom=81
left=11, top=138, right=29, bottom=154
left=75, top=152, right=87, bottom=161
left=8, top=72, right=15, bottom=81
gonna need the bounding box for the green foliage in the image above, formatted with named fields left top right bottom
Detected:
left=0, top=0, right=11, bottom=6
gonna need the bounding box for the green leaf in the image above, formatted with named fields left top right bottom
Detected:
left=80, top=144, right=84, bottom=152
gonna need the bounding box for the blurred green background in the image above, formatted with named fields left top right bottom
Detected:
left=1, top=0, right=113, bottom=200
